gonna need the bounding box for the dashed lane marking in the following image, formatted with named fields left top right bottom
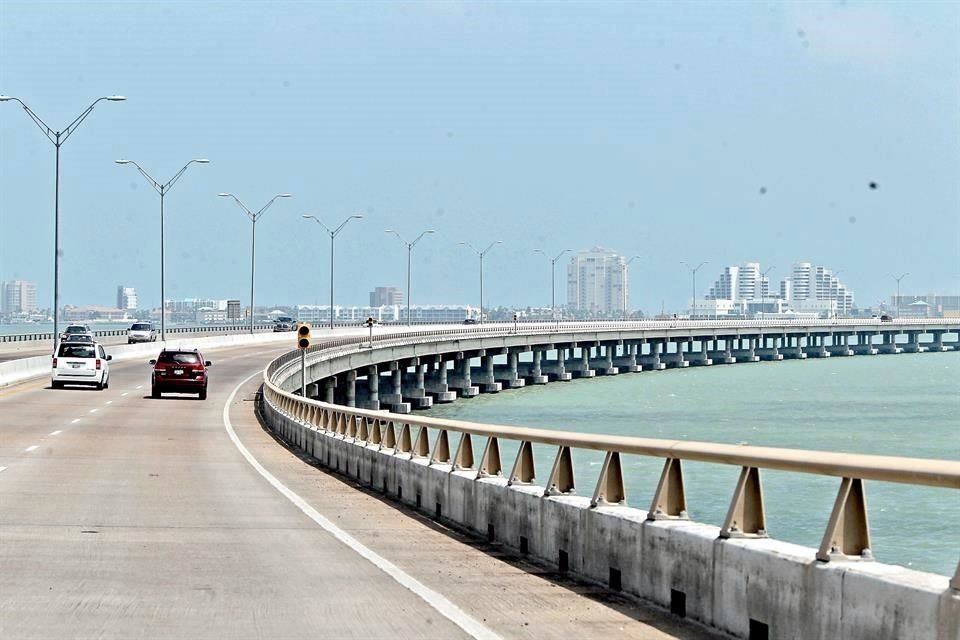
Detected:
left=24, top=445, right=38, bottom=453
left=0, top=466, right=7, bottom=473
left=49, top=430, right=62, bottom=436
left=105, top=400, right=113, bottom=405
left=222, top=372, right=501, bottom=640
left=88, top=409, right=97, bottom=414
left=71, top=419, right=80, bottom=424
left=136, top=385, right=143, bottom=390
left=121, top=392, right=129, bottom=397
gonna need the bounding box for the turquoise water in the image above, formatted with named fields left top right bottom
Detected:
left=428, top=353, right=960, bottom=576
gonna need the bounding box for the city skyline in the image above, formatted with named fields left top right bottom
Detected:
left=1, top=2, right=957, bottom=315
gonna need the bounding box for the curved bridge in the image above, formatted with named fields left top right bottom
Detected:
left=262, top=319, right=960, bottom=640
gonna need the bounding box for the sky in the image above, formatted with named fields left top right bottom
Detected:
left=1, top=0, right=958, bottom=314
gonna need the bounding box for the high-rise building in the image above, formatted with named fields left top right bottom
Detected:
left=116, top=286, right=138, bottom=311
left=369, top=286, right=404, bottom=307
left=566, top=247, right=628, bottom=314
left=784, top=263, right=854, bottom=314
left=1, top=280, right=37, bottom=314
left=706, top=263, right=772, bottom=302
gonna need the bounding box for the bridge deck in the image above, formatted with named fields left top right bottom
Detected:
left=0, top=342, right=717, bottom=639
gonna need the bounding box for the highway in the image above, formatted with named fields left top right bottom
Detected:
left=0, top=342, right=719, bottom=639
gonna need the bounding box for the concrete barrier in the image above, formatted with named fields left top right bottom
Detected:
left=0, top=332, right=293, bottom=389
left=262, top=401, right=960, bottom=640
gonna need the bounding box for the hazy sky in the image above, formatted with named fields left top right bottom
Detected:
left=1, top=1, right=958, bottom=313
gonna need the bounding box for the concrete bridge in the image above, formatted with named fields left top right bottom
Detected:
left=1, top=319, right=958, bottom=639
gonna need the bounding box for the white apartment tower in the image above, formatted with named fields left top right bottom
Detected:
left=782, top=263, right=854, bottom=314
left=566, top=247, right=628, bottom=314
left=116, top=286, right=138, bottom=311
left=1, top=280, right=37, bottom=314
left=706, top=263, right=772, bottom=302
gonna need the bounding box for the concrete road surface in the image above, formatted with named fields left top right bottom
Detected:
left=0, top=342, right=720, bottom=639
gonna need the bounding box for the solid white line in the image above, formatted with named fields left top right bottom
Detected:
left=71, top=418, right=80, bottom=424
left=49, top=430, right=62, bottom=436
left=223, top=372, right=500, bottom=640
left=24, top=445, right=38, bottom=452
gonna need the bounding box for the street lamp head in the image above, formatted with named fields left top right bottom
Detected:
left=351, top=214, right=363, bottom=219
left=193, top=159, right=210, bottom=164
left=106, top=96, right=127, bottom=101
left=0, top=95, right=14, bottom=101
left=114, top=159, right=131, bottom=164
left=425, top=229, right=435, bottom=234
left=277, top=194, right=292, bottom=198
left=217, top=193, right=232, bottom=197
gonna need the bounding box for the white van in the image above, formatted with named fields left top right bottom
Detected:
left=51, top=342, right=112, bottom=390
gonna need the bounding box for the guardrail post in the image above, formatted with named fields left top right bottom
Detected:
left=648, top=458, right=688, bottom=520
left=720, top=466, right=768, bottom=538
left=591, top=451, right=626, bottom=507
left=508, top=441, right=536, bottom=485
left=453, top=433, right=474, bottom=471
left=413, top=426, right=431, bottom=458
left=398, top=424, right=413, bottom=454
left=430, top=430, right=451, bottom=465
left=817, top=477, right=872, bottom=561
left=478, top=437, right=502, bottom=478
left=545, top=446, right=575, bottom=496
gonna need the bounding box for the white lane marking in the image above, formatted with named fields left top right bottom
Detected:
left=24, top=445, right=38, bottom=452
left=71, top=419, right=81, bottom=424
left=105, top=400, right=113, bottom=405
left=136, top=385, right=143, bottom=390
left=121, top=392, right=129, bottom=397
left=88, top=409, right=97, bottom=414
left=49, top=430, right=62, bottom=436
left=223, top=372, right=500, bottom=640
left=0, top=466, right=7, bottom=473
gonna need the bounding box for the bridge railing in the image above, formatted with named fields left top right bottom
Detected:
left=261, top=325, right=960, bottom=589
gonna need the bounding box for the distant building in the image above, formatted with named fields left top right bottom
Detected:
left=296, top=304, right=479, bottom=324
left=1, top=280, right=37, bottom=314
left=891, top=294, right=960, bottom=318
left=63, top=305, right=132, bottom=322
left=369, top=286, right=404, bottom=307
left=116, top=286, right=138, bottom=311
left=566, top=247, right=628, bottom=315
left=782, top=263, right=854, bottom=316
left=226, top=299, right=242, bottom=321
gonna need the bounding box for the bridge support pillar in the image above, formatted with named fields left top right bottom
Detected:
left=479, top=355, right=502, bottom=393
left=930, top=331, right=947, bottom=352
left=576, top=345, right=595, bottom=378
left=323, top=378, right=335, bottom=404
left=527, top=350, right=548, bottom=384
left=426, top=361, right=457, bottom=403
left=306, top=382, right=319, bottom=399
left=365, top=365, right=379, bottom=410
left=599, top=344, right=618, bottom=375
left=344, top=370, right=356, bottom=408
left=550, top=348, right=572, bottom=381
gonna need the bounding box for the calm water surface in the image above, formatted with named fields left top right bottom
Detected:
left=429, top=352, right=960, bottom=576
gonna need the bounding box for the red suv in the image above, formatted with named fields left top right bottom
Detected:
left=150, top=349, right=212, bottom=400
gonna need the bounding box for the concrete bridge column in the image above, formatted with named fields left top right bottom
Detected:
left=878, top=332, right=901, bottom=355
left=323, top=378, right=335, bottom=404
left=577, top=345, right=596, bottom=378
left=553, top=347, right=572, bottom=381
left=455, top=357, right=480, bottom=397
left=345, top=371, right=357, bottom=408
left=527, top=349, right=548, bottom=384
left=404, top=363, right=433, bottom=409
left=502, top=351, right=526, bottom=388
left=903, top=332, right=926, bottom=354
left=646, top=340, right=665, bottom=370
left=723, top=338, right=736, bottom=364
left=425, top=360, right=457, bottom=403
left=380, top=364, right=411, bottom=413
left=855, top=332, right=878, bottom=355
left=931, top=331, right=947, bottom=352
left=599, top=344, right=619, bottom=375
left=365, top=365, right=380, bottom=410
left=480, top=355, right=502, bottom=393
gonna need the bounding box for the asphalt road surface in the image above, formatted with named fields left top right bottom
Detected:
left=0, top=343, right=720, bottom=639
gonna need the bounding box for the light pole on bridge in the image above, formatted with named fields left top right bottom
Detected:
left=460, top=240, right=503, bottom=324
left=116, top=158, right=209, bottom=342
left=0, top=94, right=126, bottom=351
left=385, top=228, right=435, bottom=326
left=218, top=193, right=293, bottom=334
left=303, top=214, right=364, bottom=330
left=681, top=261, right=708, bottom=319
left=760, top=266, right=775, bottom=319
left=623, top=255, right=642, bottom=321
left=534, top=248, right=571, bottom=325
left=894, top=273, right=909, bottom=318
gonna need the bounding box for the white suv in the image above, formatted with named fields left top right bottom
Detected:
left=128, top=322, right=157, bottom=344
left=52, top=342, right=112, bottom=390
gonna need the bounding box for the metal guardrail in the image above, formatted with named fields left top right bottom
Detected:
left=0, top=322, right=278, bottom=343
left=261, top=322, right=960, bottom=589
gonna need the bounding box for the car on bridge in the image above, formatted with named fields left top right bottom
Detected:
left=64, top=333, right=96, bottom=343
left=51, top=341, right=111, bottom=390
left=273, top=316, right=296, bottom=332
left=150, top=349, right=212, bottom=400
left=59, top=324, right=91, bottom=341
left=127, top=322, right=157, bottom=343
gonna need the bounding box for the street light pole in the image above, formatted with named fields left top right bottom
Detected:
left=218, top=193, right=293, bottom=334
left=116, top=158, right=209, bottom=341
left=385, top=229, right=435, bottom=325
left=534, top=248, right=571, bottom=325
left=460, top=240, right=503, bottom=324
left=894, top=273, right=909, bottom=318
left=624, top=255, right=642, bottom=321
left=1, top=95, right=126, bottom=350
left=303, top=214, right=364, bottom=330
left=681, top=261, right=708, bottom=319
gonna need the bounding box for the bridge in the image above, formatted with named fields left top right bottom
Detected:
left=1, top=319, right=958, bottom=639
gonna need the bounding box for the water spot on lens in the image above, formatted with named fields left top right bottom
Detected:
left=759, top=187, right=767, bottom=195
left=436, top=208, right=444, bottom=217
left=129, top=182, right=138, bottom=190
left=627, top=200, right=636, bottom=208
left=848, top=216, right=857, bottom=224
left=869, top=182, right=878, bottom=190
left=446, top=131, right=454, bottom=138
